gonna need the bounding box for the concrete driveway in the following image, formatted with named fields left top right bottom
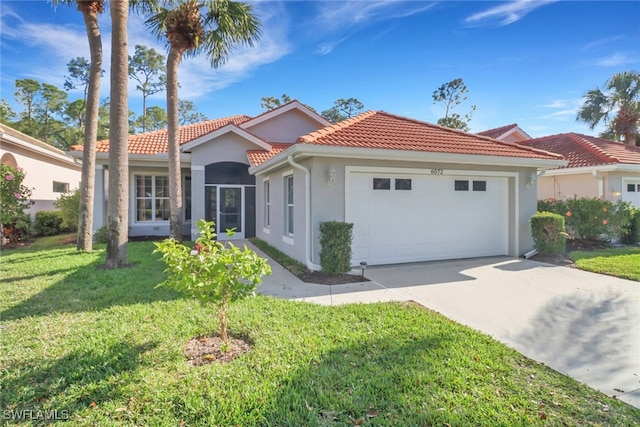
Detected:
left=249, top=243, right=640, bottom=408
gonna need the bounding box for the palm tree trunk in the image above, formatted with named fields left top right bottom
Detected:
left=106, top=0, right=129, bottom=268
left=77, top=6, right=102, bottom=251
left=167, top=47, right=183, bottom=241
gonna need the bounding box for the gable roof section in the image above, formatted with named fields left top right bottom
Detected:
left=240, top=100, right=331, bottom=130
left=69, top=115, right=251, bottom=155
left=297, top=111, right=560, bottom=160
left=519, top=133, right=640, bottom=169
left=477, top=123, right=519, bottom=139
left=180, top=123, right=271, bottom=152
left=1, top=123, right=80, bottom=167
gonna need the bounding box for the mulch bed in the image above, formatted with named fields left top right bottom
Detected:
left=184, top=336, right=252, bottom=366
left=299, top=270, right=369, bottom=285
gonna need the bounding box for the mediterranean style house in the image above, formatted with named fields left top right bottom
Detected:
left=70, top=101, right=565, bottom=268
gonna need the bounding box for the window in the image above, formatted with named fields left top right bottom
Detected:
left=628, top=184, right=637, bottom=192
left=285, top=175, right=294, bottom=236
left=454, top=180, right=469, bottom=191
left=395, top=178, right=412, bottom=190
left=473, top=180, right=487, bottom=191
left=184, top=176, right=191, bottom=221
left=135, top=175, right=169, bottom=222
left=53, top=181, right=69, bottom=193
left=264, top=180, right=270, bottom=227
left=373, top=178, right=390, bottom=190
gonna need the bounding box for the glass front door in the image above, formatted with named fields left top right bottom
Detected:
left=205, top=185, right=245, bottom=239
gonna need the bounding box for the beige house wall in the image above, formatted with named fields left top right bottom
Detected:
left=244, top=109, right=324, bottom=143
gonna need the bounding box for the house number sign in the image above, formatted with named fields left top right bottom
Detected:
left=430, top=168, right=444, bottom=175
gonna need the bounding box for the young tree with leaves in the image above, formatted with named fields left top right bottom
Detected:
left=147, top=0, right=261, bottom=241
left=432, top=78, right=476, bottom=132
left=178, top=99, right=208, bottom=125
left=260, top=94, right=292, bottom=111
left=577, top=70, right=640, bottom=146
left=129, top=44, right=167, bottom=132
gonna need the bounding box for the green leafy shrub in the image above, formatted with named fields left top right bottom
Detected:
left=620, top=206, right=640, bottom=244
left=54, top=189, right=80, bottom=231
left=154, top=219, right=271, bottom=344
left=34, top=211, right=65, bottom=236
left=94, top=225, right=108, bottom=244
left=0, top=164, right=34, bottom=244
left=530, top=212, right=567, bottom=255
left=537, top=198, right=634, bottom=242
left=319, top=221, right=354, bottom=275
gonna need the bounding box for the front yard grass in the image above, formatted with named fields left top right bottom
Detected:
left=1, top=243, right=638, bottom=426
left=570, top=247, right=640, bottom=281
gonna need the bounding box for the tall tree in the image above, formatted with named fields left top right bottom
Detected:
left=260, top=93, right=291, bottom=111
left=129, top=44, right=167, bottom=132
left=321, top=98, right=364, bottom=123
left=135, top=105, right=168, bottom=131
left=64, top=57, right=91, bottom=131
left=577, top=70, right=640, bottom=146
left=178, top=99, right=207, bottom=124
left=14, top=78, right=41, bottom=126
left=35, top=83, right=68, bottom=144
left=147, top=0, right=261, bottom=240
left=432, top=78, right=476, bottom=132
left=0, top=99, right=16, bottom=124
left=53, top=0, right=105, bottom=252
left=105, top=0, right=130, bottom=268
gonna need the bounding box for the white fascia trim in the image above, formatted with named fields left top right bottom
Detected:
left=181, top=124, right=271, bottom=152
left=543, top=164, right=640, bottom=176
left=95, top=152, right=191, bottom=168
left=250, top=144, right=566, bottom=175
left=2, top=133, right=81, bottom=167
left=240, top=101, right=332, bottom=129
left=499, top=126, right=532, bottom=141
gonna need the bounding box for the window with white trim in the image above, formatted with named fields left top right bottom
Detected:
left=285, top=174, right=294, bottom=236
left=264, top=179, right=271, bottom=227
left=53, top=181, right=69, bottom=193
left=135, top=175, right=169, bottom=222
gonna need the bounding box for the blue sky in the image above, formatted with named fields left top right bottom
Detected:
left=1, top=0, right=639, bottom=138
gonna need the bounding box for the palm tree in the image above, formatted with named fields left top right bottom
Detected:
left=105, top=0, right=130, bottom=268
left=52, top=0, right=104, bottom=251
left=577, top=71, right=640, bottom=146
left=147, top=0, right=261, bottom=240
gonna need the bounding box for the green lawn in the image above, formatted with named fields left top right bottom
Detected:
left=1, top=243, right=638, bottom=426
left=570, top=247, right=640, bottom=281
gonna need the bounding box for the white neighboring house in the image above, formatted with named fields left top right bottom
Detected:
left=0, top=123, right=82, bottom=215
left=69, top=101, right=565, bottom=269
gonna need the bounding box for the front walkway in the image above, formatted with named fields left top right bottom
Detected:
left=245, top=241, right=640, bottom=409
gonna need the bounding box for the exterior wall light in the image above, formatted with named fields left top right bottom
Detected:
left=612, top=188, right=622, bottom=198
left=526, top=172, right=536, bottom=189
left=328, top=168, right=336, bottom=185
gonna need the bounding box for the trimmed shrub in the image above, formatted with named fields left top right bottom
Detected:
left=54, top=189, right=80, bottom=232
left=319, top=221, right=354, bottom=274
left=620, top=207, right=640, bottom=244
left=34, top=211, right=65, bottom=236
left=530, top=212, right=567, bottom=255
left=94, top=225, right=108, bottom=244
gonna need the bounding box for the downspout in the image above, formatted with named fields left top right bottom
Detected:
left=287, top=155, right=322, bottom=271
left=592, top=170, right=604, bottom=198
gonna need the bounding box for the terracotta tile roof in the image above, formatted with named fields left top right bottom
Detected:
left=297, top=111, right=561, bottom=160
left=247, top=143, right=292, bottom=166
left=477, top=123, right=519, bottom=139
left=69, top=115, right=251, bottom=155
left=519, top=133, right=640, bottom=168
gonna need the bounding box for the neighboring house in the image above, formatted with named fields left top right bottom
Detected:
left=69, top=101, right=564, bottom=268
left=477, top=123, right=531, bottom=143
left=517, top=133, right=640, bottom=207
left=0, top=123, right=82, bottom=215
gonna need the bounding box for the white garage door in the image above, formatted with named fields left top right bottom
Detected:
left=347, top=170, right=509, bottom=265
left=623, top=180, right=640, bottom=207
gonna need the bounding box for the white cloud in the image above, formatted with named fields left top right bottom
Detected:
left=315, top=0, right=436, bottom=31
left=465, top=0, right=558, bottom=27
left=596, top=53, right=637, bottom=67
left=537, top=99, right=570, bottom=109
left=582, top=35, right=623, bottom=50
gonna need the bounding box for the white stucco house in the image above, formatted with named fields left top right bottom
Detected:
left=70, top=101, right=565, bottom=268
left=1, top=123, right=82, bottom=215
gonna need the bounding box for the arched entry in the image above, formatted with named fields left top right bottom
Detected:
left=1, top=153, right=18, bottom=168
left=204, top=162, right=256, bottom=239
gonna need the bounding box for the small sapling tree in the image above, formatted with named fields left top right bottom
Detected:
left=154, top=219, right=271, bottom=345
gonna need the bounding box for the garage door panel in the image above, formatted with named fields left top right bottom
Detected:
left=348, top=172, right=508, bottom=265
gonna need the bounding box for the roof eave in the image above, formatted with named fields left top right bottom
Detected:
left=544, top=163, right=640, bottom=176
left=249, top=144, right=567, bottom=175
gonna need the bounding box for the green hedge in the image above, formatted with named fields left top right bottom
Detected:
left=34, top=211, right=65, bottom=236
left=530, top=212, right=567, bottom=255
left=319, top=221, right=354, bottom=275
left=54, top=189, right=80, bottom=232
left=537, top=198, right=636, bottom=242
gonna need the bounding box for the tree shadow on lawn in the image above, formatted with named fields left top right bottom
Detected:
left=1, top=245, right=179, bottom=321
left=1, top=340, right=157, bottom=419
